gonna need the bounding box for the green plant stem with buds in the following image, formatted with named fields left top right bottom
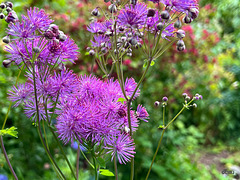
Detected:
left=145, top=99, right=195, bottom=180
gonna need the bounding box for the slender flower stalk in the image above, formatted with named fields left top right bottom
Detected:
left=114, top=156, right=118, bottom=180
left=76, top=145, right=80, bottom=180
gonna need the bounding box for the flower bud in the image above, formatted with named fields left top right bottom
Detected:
left=0, top=3, right=6, bottom=9
left=161, top=10, right=170, bottom=20
left=101, top=47, right=107, bottom=54
left=59, top=34, right=67, bottom=42
left=192, top=103, right=197, bottom=108
left=182, top=93, right=188, bottom=98
left=147, top=9, right=155, bottom=17
left=177, top=45, right=185, bottom=51
left=174, top=19, right=182, bottom=28
left=89, top=49, right=95, bottom=56
left=44, top=30, right=55, bottom=39
left=119, top=26, right=124, bottom=31
left=6, top=2, right=13, bottom=8
left=185, top=96, right=190, bottom=101
left=0, top=13, right=5, bottom=19
left=189, top=8, right=199, bottom=19
left=5, top=10, right=18, bottom=23
left=162, top=96, right=168, bottom=102
left=183, top=15, right=192, bottom=24
left=91, top=8, right=100, bottom=17
left=177, top=39, right=185, bottom=47
left=108, top=4, right=117, bottom=13
left=2, top=36, right=10, bottom=44
left=157, top=22, right=164, bottom=31
left=6, top=7, right=12, bottom=13
left=3, top=60, right=12, bottom=68
left=130, top=0, right=137, bottom=5
left=129, top=38, right=137, bottom=46
left=154, top=101, right=160, bottom=107
left=176, top=29, right=185, bottom=39
left=127, top=52, right=132, bottom=57
left=33, top=47, right=40, bottom=53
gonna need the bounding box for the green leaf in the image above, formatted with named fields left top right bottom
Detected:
left=0, top=126, right=18, bottom=138
left=158, top=125, right=165, bottom=129
left=150, top=61, right=155, bottom=66
left=85, top=52, right=89, bottom=56
left=102, top=75, right=107, bottom=78
left=97, top=157, right=106, bottom=168
left=117, top=97, right=126, bottom=105
left=143, top=61, right=148, bottom=68
left=99, top=169, right=114, bottom=177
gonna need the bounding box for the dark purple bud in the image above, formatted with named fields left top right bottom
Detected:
left=44, top=30, right=55, bottom=39
left=6, top=7, right=12, bottom=13
left=129, top=38, right=137, bottom=46
left=135, top=42, right=142, bottom=49
left=176, top=29, right=185, bottom=39
left=108, top=4, right=117, bottom=13
left=49, top=24, right=59, bottom=35
left=105, top=31, right=113, bottom=36
left=0, top=13, right=5, bottom=19
left=101, top=47, right=107, bottom=54
left=157, top=22, right=164, bottom=31
left=59, top=34, right=67, bottom=42
left=161, top=10, right=170, bottom=20
left=33, top=47, right=40, bottom=53
left=91, top=8, right=100, bottom=17
left=5, top=10, right=18, bottom=23
left=3, top=60, right=12, bottom=68
left=2, top=36, right=10, bottom=44
left=89, top=49, right=95, bottom=56
left=182, top=93, right=188, bottom=98
left=162, top=96, right=168, bottom=102
left=6, top=2, right=13, bottom=8
left=86, top=47, right=91, bottom=51
left=174, top=19, right=182, bottom=28
left=130, top=0, right=137, bottom=5
left=97, top=30, right=104, bottom=34
left=183, top=15, right=192, bottom=24
left=0, top=3, right=6, bottom=9
left=177, top=39, right=185, bottom=47
left=154, top=101, right=160, bottom=107
left=189, top=8, right=199, bottom=19
left=124, top=42, right=130, bottom=48
left=177, top=45, right=185, bottom=51
left=119, top=26, right=124, bottom=31
left=147, top=9, right=155, bottom=17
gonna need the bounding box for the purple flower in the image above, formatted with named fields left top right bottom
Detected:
left=91, top=35, right=111, bottom=49
left=117, top=3, right=147, bottom=28
left=125, top=78, right=140, bottom=99
left=105, top=134, right=135, bottom=164
left=8, top=83, right=33, bottom=107
left=136, top=105, right=149, bottom=122
left=22, top=7, right=53, bottom=31
left=87, top=21, right=107, bottom=34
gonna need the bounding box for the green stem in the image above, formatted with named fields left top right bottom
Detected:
left=114, top=156, right=118, bottom=180
left=91, top=150, right=98, bottom=180
left=145, top=129, right=165, bottom=180
left=163, top=106, right=165, bottom=126
left=76, top=145, right=80, bottom=180
left=80, top=148, right=94, bottom=169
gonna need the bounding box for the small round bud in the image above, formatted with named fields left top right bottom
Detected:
left=5, top=10, right=18, bottom=23
left=157, top=22, right=164, bottom=31
left=33, top=47, right=40, bottom=53
left=101, top=47, right=107, bottom=54
left=6, top=2, right=13, bottom=8
left=86, top=47, right=91, bottom=51
left=185, top=96, right=191, bottom=101
left=135, top=42, right=142, bottom=49
left=59, top=34, right=67, bottom=42
left=91, top=8, right=100, bottom=17
left=2, top=36, right=10, bottom=44
left=0, top=13, right=5, bottom=19
left=154, top=101, right=160, bottom=107
left=161, top=10, right=170, bottom=20
left=182, top=93, right=188, bottom=98
left=183, top=15, right=192, bottom=24
left=127, top=53, right=132, bottom=56
left=44, top=30, right=54, bottom=39
left=174, top=19, right=182, bottom=28
left=189, top=8, right=199, bottom=19
left=97, top=30, right=104, bottom=35
left=147, top=9, right=155, bottom=17
left=89, top=49, right=95, bottom=56
left=6, top=7, right=12, bottom=13
left=177, top=40, right=185, bottom=47
left=0, top=3, right=6, bottom=9
left=129, top=38, right=137, bottom=46
left=192, top=103, right=197, bottom=108
left=177, top=45, right=185, bottom=51
left=119, top=26, right=124, bottom=31
left=176, top=29, right=185, bottom=39
left=3, top=60, right=12, bottom=68
left=162, top=96, right=168, bottom=102
left=108, top=4, right=117, bottom=13
left=130, top=0, right=137, bottom=5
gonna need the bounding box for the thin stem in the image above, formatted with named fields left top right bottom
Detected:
left=91, top=150, right=98, bottom=180
left=0, top=136, right=18, bottom=180
left=114, top=156, right=118, bottom=180
left=163, top=106, right=165, bottom=126
left=79, top=148, right=94, bottom=169
left=76, top=145, right=80, bottom=180
left=145, top=129, right=165, bottom=180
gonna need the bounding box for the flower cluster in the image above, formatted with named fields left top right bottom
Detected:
left=87, top=0, right=199, bottom=57
left=2, top=3, right=79, bottom=68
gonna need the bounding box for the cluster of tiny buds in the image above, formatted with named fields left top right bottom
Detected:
left=182, top=92, right=202, bottom=108
left=44, top=24, right=67, bottom=42
left=0, top=2, right=18, bottom=23
left=154, top=96, right=168, bottom=108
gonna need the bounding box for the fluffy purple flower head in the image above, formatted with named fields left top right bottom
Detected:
left=91, top=35, right=111, bottom=49
left=117, top=3, right=147, bottom=28
left=87, top=21, right=107, bottom=34
left=136, top=105, right=149, bottom=122
left=105, top=134, right=136, bottom=164
left=125, top=78, right=140, bottom=99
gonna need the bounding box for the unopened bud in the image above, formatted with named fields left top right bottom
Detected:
left=174, top=19, right=182, bottom=28
left=5, top=10, right=18, bottom=23
left=101, top=47, right=107, bottom=54
left=192, top=103, right=197, bottom=108
left=59, top=34, right=67, bottom=42
left=108, top=4, right=117, bottom=13
left=157, top=22, right=164, bottom=31
left=130, top=0, right=137, bottom=5
left=3, top=60, right=12, bottom=68
left=147, top=9, right=155, bottom=17
left=176, top=29, right=185, bottom=39
left=161, top=10, right=170, bottom=20
left=91, top=8, right=100, bottom=17
left=189, top=8, right=199, bottom=19
left=33, top=47, right=40, bottom=53
left=6, top=7, right=12, bottom=13
left=183, top=16, right=192, bottom=24
left=0, top=13, right=5, bottom=19
left=162, top=96, right=168, bottom=102
left=182, top=93, right=188, bottom=98
left=154, top=101, right=160, bottom=107
left=129, top=38, right=137, bottom=46
left=0, top=3, right=6, bottom=9
left=177, top=39, right=185, bottom=47
left=177, top=45, right=185, bottom=51
left=89, top=49, right=95, bottom=56
left=2, top=36, right=10, bottom=44
left=6, top=2, right=13, bottom=8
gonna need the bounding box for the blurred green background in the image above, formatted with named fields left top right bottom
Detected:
left=0, top=0, right=240, bottom=179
